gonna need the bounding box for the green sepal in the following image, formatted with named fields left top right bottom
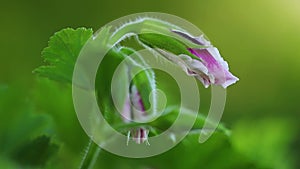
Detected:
left=138, top=33, right=200, bottom=60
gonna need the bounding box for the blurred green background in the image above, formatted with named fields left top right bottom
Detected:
left=0, top=0, right=299, bottom=168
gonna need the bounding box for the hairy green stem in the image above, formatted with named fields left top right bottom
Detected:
left=109, top=17, right=202, bottom=48
left=79, top=139, right=101, bottom=169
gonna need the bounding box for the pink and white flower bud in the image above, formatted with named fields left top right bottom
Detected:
left=122, top=84, right=150, bottom=145
left=164, top=29, right=239, bottom=88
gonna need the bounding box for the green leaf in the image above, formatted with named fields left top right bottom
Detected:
left=12, top=135, right=59, bottom=167
left=114, top=106, right=230, bottom=137
left=34, top=28, right=93, bottom=83
left=95, top=132, right=258, bottom=169
left=0, top=84, right=60, bottom=168
left=231, top=118, right=296, bottom=169
left=0, top=84, right=56, bottom=154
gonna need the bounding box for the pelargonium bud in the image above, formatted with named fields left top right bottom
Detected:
left=138, top=30, right=239, bottom=88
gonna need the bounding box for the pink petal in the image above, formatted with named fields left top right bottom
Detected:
left=188, top=47, right=239, bottom=88
left=156, top=48, right=213, bottom=88
left=130, top=85, right=147, bottom=121
left=121, top=94, right=132, bottom=122
left=171, top=29, right=211, bottom=46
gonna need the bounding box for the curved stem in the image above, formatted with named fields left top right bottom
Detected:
left=109, top=17, right=201, bottom=49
